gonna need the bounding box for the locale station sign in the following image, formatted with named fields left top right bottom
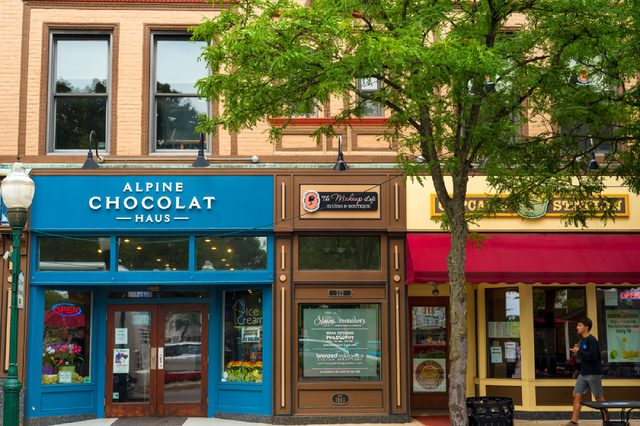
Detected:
left=431, top=194, right=629, bottom=219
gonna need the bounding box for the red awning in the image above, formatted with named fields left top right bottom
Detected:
left=406, top=233, right=640, bottom=284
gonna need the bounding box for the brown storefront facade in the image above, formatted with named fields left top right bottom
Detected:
left=272, top=171, right=409, bottom=422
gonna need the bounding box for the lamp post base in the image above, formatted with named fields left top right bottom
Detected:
left=2, top=377, right=23, bottom=426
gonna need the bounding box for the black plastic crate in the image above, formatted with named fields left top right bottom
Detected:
left=466, top=397, right=514, bottom=426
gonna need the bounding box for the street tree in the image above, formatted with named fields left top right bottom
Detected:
left=192, top=1, right=637, bottom=423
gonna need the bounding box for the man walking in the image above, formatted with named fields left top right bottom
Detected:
left=563, top=318, right=606, bottom=426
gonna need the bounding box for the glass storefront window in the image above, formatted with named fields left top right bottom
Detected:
left=298, top=236, right=380, bottom=270
left=298, top=304, right=381, bottom=381
left=533, top=287, right=586, bottom=378
left=39, top=237, right=111, bottom=271
left=42, top=290, right=91, bottom=384
left=486, top=288, right=521, bottom=378
left=596, top=287, right=640, bottom=378
left=117, top=237, right=188, bottom=271
left=222, top=290, right=263, bottom=383
left=196, top=236, right=267, bottom=271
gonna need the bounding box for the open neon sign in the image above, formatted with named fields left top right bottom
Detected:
left=52, top=303, right=82, bottom=317
left=620, top=290, right=640, bottom=300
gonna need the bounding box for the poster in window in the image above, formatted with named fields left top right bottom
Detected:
left=605, top=310, right=640, bottom=363
left=490, top=346, right=503, bottom=364
left=505, top=341, right=517, bottom=361
left=115, top=328, right=128, bottom=345
left=301, top=306, right=380, bottom=378
left=113, top=349, right=130, bottom=373
left=413, top=358, right=446, bottom=392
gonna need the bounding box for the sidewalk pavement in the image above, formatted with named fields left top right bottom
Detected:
left=50, top=418, right=627, bottom=426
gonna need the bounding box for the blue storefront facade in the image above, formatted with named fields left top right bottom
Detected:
left=24, top=172, right=274, bottom=422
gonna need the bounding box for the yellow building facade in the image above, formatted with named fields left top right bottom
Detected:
left=405, top=176, right=640, bottom=416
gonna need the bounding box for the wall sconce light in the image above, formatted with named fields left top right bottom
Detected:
left=587, top=137, right=599, bottom=170
left=192, top=133, right=209, bottom=168
left=333, top=135, right=348, bottom=171
left=432, top=283, right=440, bottom=296
left=82, top=130, right=103, bottom=170
left=587, top=151, right=599, bottom=170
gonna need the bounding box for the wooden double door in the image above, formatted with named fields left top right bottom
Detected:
left=105, top=304, right=208, bottom=417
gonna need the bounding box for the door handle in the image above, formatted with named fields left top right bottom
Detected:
left=158, top=347, right=164, bottom=370
left=151, top=347, right=157, bottom=370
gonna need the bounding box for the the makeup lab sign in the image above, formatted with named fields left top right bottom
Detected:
left=30, top=175, right=274, bottom=231
left=88, top=181, right=216, bottom=223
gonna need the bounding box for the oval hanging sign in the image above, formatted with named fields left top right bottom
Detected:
left=52, top=303, right=82, bottom=317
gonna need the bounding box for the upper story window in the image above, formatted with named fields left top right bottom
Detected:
left=559, top=58, right=616, bottom=154
left=290, top=101, right=320, bottom=119
left=152, top=34, right=209, bottom=152
left=48, top=33, right=111, bottom=153
left=298, top=236, right=381, bottom=270
left=357, top=78, right=383, bottom=117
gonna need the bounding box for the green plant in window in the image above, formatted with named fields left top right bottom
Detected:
left=224, top=361, right=262, bottom=382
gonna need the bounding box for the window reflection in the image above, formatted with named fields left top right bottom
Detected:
left=153, top=35, right=208, bottom=151
left=222, top=290, right=263, bottom=383
left=195, top=236, right=267, bottom=271
left=533, top=287, right=586, bottom=378
left=298, top=236, right=380, bottom=270
left=51, top=35, right=109, bottom=151
left=596, top=287, right=640, bottom=378
left=486, top=288, right=521, bottom=378
left=39, top=237, right=110, bottom=271
left=118, top=237, right=188, bottom=271
left=298, top=303, right=381, bottom=381
left=42, top=290, right=91, bottom=385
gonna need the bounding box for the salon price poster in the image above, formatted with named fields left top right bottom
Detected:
left=113, top=349, right=130, bottom=373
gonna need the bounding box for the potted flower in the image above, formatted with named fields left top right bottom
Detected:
left=223, top=360, right=262, bottom=382
left=43, top=343, right=83, bottom=373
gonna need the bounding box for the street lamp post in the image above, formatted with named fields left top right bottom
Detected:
left=2, top=161, right=35, bottom=426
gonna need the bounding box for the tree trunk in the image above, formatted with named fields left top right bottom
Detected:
left=447, top=209, right=469, bottom=426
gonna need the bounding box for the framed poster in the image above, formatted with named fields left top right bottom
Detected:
left=300, top=304, right=381, bottom=379
left=413, top=358, right=446, bottom=393
left=113, top=349, right=130, bottom=374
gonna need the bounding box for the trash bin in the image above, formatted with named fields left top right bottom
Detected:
left=466, top=396, right=514, bottom=426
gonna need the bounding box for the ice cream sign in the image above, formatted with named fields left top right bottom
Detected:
left=88, top=181, right=215, bottom=223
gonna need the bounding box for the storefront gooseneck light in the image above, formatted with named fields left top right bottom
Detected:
left=82, top=130, right=103, bottom=170
left=192, top=132, right=210, bottom=167
left=333, top=135, right=349, bottom=171
left=2, top=160, right=35, bottom=426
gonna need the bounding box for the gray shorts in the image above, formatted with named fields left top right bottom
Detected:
left=574, top=374, right=604, bottom=397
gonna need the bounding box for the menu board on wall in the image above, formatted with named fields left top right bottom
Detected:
left=606, top=310, right=640, bottom=363
left=301, top=306, right=380, bottom=378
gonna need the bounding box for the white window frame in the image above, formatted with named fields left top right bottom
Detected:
left=150, top=32, right=210, bottom=154
left=47, top=31, right=112, bottom=154
left=357, top=78, right=384, bottom=117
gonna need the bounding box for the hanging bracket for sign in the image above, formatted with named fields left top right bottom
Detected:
left=328, top=289, right=352, bottom=297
